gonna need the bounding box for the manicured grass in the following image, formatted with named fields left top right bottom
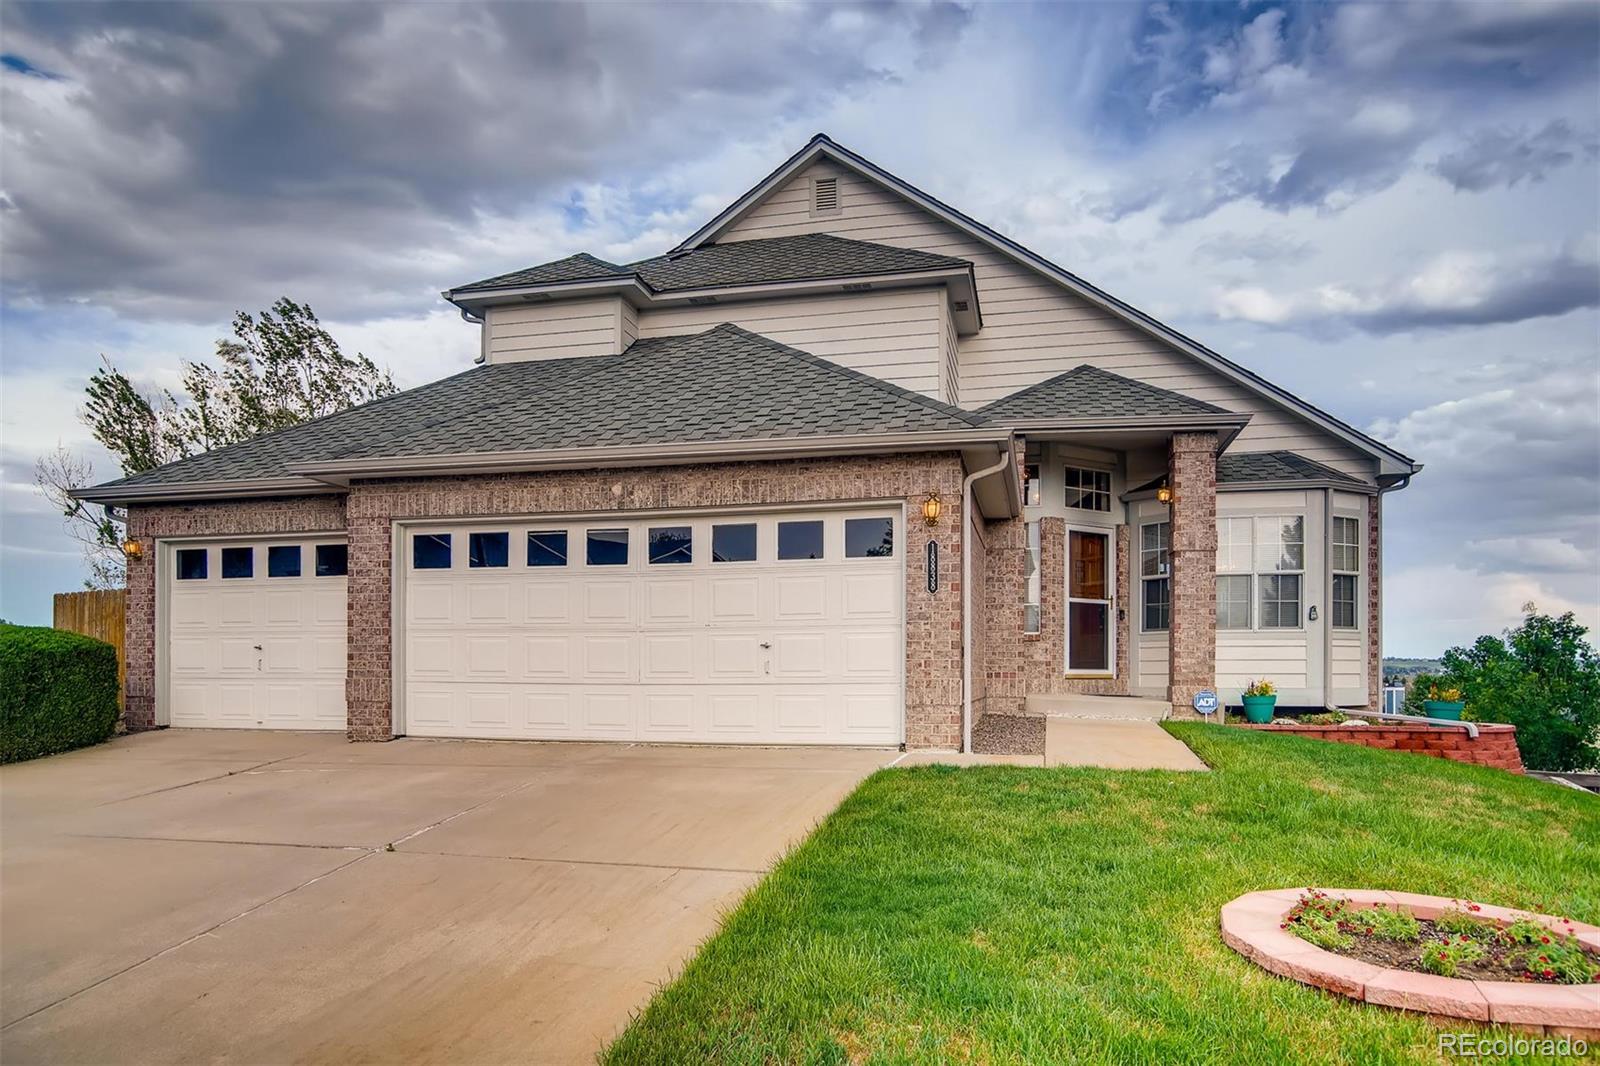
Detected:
left=606, top=725, right=1600, bottom=1065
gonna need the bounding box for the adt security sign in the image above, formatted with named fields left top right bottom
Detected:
left=1192, top=690, right=1220, bottom=716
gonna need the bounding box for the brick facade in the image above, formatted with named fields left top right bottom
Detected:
left=980, top=514, right=1131, bottom=714
left=123, top=496, right=348, bottom=731
left=1166, top=432, right=1219, bottom=718
left=1247, top=723, right=1523, bottom=773
left=1366, top=493, right=1382, bottom=710
left=125, top=455, right=966, bottom=746
left=344, top=453, right=966, bottom=746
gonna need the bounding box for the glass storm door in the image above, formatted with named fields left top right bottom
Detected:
left=1066, top=529, right=1113, bottom=673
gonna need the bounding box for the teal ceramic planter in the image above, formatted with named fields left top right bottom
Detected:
left=1423, top=700, right=1465, bottom=721
left=1242, top=694, right=1277, bottom=724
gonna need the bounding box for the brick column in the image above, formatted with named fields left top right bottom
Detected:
left=1366, top=493, right=1382, bottom=710
left=1167, top=432, right=1218, bottom=717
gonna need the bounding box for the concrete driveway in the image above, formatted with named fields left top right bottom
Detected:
left=1, top=730, right=893, bottom=1064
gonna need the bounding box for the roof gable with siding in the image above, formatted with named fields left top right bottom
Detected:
left=696, top=139, right=1406, bottom=481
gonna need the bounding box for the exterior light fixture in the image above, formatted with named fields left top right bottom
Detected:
left=1156, top=484, right=1174, bottom=505
left=122, top=539, right=144, bottom=560
left=921, top=492, right=944, bottom=527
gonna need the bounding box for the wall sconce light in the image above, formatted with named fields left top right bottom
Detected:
left=122, top=539, right=144, bottom=560
left=921, top=492, right=944, bottom=527
left=1156, top=484, right=1174, bottom=505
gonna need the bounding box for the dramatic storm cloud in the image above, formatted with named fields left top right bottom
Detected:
left=2, top=0, right=1597, bottom=657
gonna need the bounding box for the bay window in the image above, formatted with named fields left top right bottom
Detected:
left=1213, top=515, right=1305, bottom=630
left=1331, top=515, right=1360, bottom=629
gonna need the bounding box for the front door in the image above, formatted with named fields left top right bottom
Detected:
left=1066, top=529, right=1113, bottom=674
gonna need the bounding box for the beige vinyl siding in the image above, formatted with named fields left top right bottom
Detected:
left=636, top=287, right=945, bottom=399
left=1217, top=634, right=1311, bottom=695
left=938, top=293, right=959, bottom=406
left=723, top=163, right=1373, bottom=478
left=485, top=297, right=628, bottom=363
left=620, top=299, right=639, bottom=351
left=1331, top=635, right=1366, bottom=703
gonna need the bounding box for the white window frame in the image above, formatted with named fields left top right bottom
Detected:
left=1213, top=514, right=1306, bottom=631
left=1255, top=515, right=1305, bottom=630
left=1216, top=517, right=1252, bottom=630
left=1063, top=465, right=1112, bottom=513
left=1064, top=525, right=1116, bottom=676
left=1139, top=520, right=1170, bottom=633
left=1331, top=515, right=1361, bottom=630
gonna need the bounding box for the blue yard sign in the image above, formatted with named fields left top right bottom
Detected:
left=1193, top=690, right=1220, bottom=716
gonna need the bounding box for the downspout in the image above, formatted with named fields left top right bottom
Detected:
left=458, top=305, right=487, bottom=364
left=962, top=445, right=1012, bottom=753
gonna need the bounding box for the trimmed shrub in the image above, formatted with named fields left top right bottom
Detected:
left=0, top=624, right=120, bottom=763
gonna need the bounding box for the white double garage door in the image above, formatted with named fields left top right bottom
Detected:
left=162, top=506, right=905, bottom=745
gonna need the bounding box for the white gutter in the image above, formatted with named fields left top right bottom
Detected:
left=962, top=444, right=1012, bottom=753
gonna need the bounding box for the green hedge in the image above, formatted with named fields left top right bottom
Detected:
left=0, top=624, right=120, bottom=763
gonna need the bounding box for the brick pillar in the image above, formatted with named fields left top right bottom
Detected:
left=1366, top=492, right=1382, bottom=710
left=344, top=499, right=394, bottom=741
left=1167, top=432, right=1218, bottom=718
left=123, top=512, right=157, bottom=731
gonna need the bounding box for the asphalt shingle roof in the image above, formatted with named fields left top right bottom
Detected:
left=977, top=364, right=1230, bottom=421
left=90, top=324, right=988, bottom=493
left=452, top=233, right=970, bottom=295
left=1216, top=450, right=1367, bottom=485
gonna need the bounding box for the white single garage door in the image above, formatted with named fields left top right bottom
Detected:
left=401, top=507, right=904, bottom=745
left=163, top=537, right=348, bottom=730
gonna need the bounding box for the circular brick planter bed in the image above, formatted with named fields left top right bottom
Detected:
left=1221, top=889, right=1600, bottom=1036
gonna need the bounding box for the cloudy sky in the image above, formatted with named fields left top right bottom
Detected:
left=2, top=0, right=1597, bottom=655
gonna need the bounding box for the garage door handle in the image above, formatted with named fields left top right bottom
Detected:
left=253, top=644, right=263, bottom=651
left=759, top=642, right=772, bottom=649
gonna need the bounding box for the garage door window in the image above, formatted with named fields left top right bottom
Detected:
left=221, top=547, right=253, bottom=579
left=587, top=529, right=629, bottom=566
left=845, top=517, right=894, bottom=558
left=648, top=526, right=692, bottom=564
left=177, top=548, right=207, bottom=580
left=527, top=531, right=567, bottom=567
left=469, top=531, right=509, bottom=568
left=413, top=534, right=451, bottom=570
left=316, top=544, right=348, bottom=577
left=778, top=520, right=824, bottom=560
left=268, top=545, right=301, bottom=578
left=711, top=523, right=756, bottom=563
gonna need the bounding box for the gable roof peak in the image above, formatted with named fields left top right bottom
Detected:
left=672, top=136, right=1417, bottom=476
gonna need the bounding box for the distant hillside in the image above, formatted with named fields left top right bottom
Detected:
left=1384, top=657, right=1442, bottom=682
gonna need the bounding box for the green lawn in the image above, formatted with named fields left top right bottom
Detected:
left=605, top=725, right=1600, bottom=1065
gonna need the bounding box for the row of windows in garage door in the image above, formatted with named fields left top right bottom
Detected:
left=176, top=543, right=347, bottom=581
left=409, top=517, right=897, bottom=571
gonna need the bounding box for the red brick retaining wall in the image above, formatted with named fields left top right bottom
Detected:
left=1247, top=722, right=1524, bottom=773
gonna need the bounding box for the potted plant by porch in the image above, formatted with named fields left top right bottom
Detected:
left=1421, top=683, right=1466, bottom=721
left=1241, top=679, right=1278, bottom=724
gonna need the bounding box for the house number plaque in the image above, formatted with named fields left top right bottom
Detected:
left=926, top=540, right=939, bottom=593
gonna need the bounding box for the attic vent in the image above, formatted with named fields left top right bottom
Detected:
left=951, top=300, right=970, bottom=312
left=812, top=176, right=840, bottom=214
left=687, top=295, right=719, bottom=305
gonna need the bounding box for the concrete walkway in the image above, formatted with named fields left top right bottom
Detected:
left=1, top=730, right=893, bottom=1064
left=1045, top=718, right=1209, bottom=770
left=903, top=719, right=1209, bottom=770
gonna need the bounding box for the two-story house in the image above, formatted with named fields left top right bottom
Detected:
left=78, top=135, right=1420, bottom=752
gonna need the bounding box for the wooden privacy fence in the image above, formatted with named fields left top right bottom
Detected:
left=53, top=588, right=128, bottom=708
